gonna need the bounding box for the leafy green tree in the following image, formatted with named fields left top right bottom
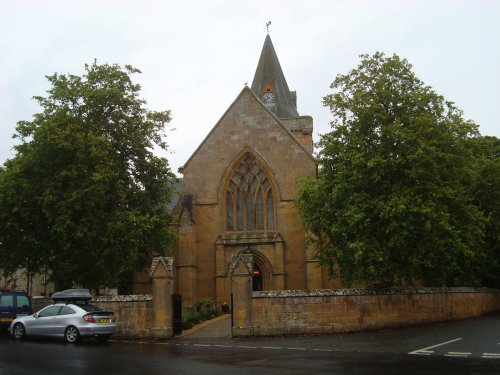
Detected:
left=0, top=61, right=177, bottom=291
left=0, top=159, right=49, bottom=292
left=468, top=136, right=500, bottom=287
left=296, top=52, right=486, bottom=288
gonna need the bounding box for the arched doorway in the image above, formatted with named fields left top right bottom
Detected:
left=227, top=248, right=273, bottom=292
left=252, top=264, right=263, bottom=291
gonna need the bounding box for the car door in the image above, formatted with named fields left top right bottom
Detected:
left=14, top=295, right=31, bottom=318
left=53, top=305, right=77, bottom=335
left=28, top=305, right=62, bottom=336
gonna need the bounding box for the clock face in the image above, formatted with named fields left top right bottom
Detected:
left=262, top=91, right=275, bottom=104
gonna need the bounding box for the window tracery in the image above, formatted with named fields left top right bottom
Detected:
left=225, top=153, right=275, bottom=231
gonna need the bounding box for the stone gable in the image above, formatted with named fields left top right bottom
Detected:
left=182, top=87, right=315, bottom=204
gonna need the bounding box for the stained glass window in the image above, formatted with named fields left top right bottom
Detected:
left=225, top=153, right=275, bottom=231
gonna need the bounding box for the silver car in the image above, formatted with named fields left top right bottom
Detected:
left=9, top=290, right=116, bottom=343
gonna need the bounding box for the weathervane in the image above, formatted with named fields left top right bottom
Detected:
left=266, top=21, right=272, bottom=34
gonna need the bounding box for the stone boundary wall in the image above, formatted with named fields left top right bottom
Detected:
left=251, top=288, right=500, bottom=336
left=94, top=295, right=153, bottom=338
left=32, top=295, right=154, bottom=339
left=24, top=256, right=175, bottom=340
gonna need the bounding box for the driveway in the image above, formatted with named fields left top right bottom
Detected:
left=179, top=314, right=231, bottom=338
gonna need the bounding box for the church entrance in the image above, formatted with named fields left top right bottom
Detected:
left=222, top=243, right=282, bottom=299
left=252, top=264, right=263, bottom=291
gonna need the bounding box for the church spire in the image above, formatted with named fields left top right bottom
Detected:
left=251, top=34, right=299, bottom=118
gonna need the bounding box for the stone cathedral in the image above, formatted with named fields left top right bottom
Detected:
left=167, top=34, right=337, bottom=310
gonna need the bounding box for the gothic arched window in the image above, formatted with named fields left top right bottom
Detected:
left=225, top=153, right=275, bottom=232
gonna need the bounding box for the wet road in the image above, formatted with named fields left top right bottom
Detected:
left=1, top=313, right=500, bottom=374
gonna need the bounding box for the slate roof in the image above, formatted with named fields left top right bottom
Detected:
left=166, top=178, right=184, bottom=213
left=251, top=34, right=300, bottom=119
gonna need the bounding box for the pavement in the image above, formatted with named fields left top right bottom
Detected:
left=178, top=313, right=231, bottom=338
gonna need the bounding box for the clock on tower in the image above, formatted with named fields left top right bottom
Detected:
left=262, top=91, right=275, bottom=104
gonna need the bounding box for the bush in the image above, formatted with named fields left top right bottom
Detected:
left=181, top=302, right=222, bottom=330
left=197, top=297, right=214, bottom=315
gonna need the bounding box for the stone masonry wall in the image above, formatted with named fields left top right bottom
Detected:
left=95, top=295, right=153, bottom=339
left=251, top=288, right=500, bottom=336
left=32, top=295, right=153, bottom=339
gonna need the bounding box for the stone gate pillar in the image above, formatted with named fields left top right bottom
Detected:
left=150, top=256, right=175, bottom=339
left=229, top=251, right=254, bottom=337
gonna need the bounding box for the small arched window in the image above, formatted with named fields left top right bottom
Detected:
left=225, top=153, right=275, bottom=232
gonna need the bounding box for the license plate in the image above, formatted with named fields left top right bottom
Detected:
left=0, top=317, right=13, bottom=323
left=99, top=318, right=111, bottom=324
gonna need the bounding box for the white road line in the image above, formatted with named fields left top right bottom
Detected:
left=482, top=353, right=500, bottom=359
left=411, top=351, right=432, bottom=356
left=116, top=337, right=500, bottom=360
left=444, top=352, right=471, bottom=358
left=408, top=338, right=462, bottom=355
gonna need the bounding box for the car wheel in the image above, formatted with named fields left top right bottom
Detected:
left=12, top=323, right=26, bottom=340
left=64, top=326, right=80, bottom=344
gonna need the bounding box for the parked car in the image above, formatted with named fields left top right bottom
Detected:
left=9, top=289, right=116, bottom=343
left=0, top=290, right=32, bottom=331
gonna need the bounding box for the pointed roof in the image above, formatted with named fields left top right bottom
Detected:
left=179, top=86, right=315, bottom=173
left=150, top=257, right=174, bottom=277
left=251, top=34, right=299, bottom=118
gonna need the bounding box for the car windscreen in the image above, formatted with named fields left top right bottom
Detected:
left=0, top=295, right=13, bottom=308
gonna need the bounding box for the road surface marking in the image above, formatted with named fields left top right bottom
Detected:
left=409, top=338, right=462, bottom=355
left=116, top=337, right=500, bottom=360
left=482, top=353, right=500, bottom=359
left=444, top=352, right=471, bottom=357
left=262, top=346, right=283, bottom=350
left=411, top=351, right=432, bottom=356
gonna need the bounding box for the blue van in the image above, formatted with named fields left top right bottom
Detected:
left=0, top=290, right=32, bottom=331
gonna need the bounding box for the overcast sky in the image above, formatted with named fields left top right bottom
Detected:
left=1, top=0, right=499, bottom=175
